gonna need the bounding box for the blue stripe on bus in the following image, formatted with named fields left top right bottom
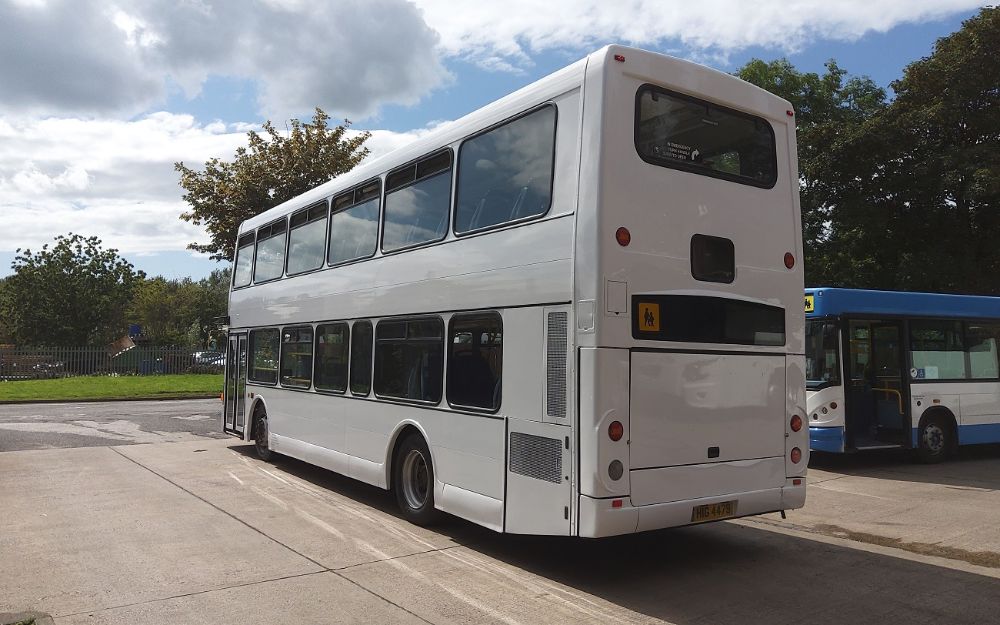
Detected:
left=809, top=426, right=845, bottom=453
left=958, top=423, right=1000, bottom=445
left=911, top=424, right=1000, bottom=447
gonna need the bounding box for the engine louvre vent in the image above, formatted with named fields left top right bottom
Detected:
left=545, top=311, right=568, bottom=419
left=509, top=432, right=562, bottom=483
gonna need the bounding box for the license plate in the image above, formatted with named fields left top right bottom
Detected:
left=691, top=500, right=737, bottom=523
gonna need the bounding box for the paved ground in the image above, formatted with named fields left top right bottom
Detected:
left=1, top=402, right=999, bottom=624
left=0, top=399, right=226, bottom=451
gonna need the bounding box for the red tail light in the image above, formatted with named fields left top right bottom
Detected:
left=790, top=447, right=802, bottom=464
left=608, top=420, right=624, bottom=441
left=790, top=414, right=803, bottom=432
left=615, top=227, right=631, bottom=247
left=784, top=252, right=795, bottom=269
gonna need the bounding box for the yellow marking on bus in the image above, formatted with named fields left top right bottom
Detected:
left=804, top=294, right=815, bottom=313
left=638, top=302, right=660, bottom=332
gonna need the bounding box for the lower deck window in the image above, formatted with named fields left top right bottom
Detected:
left=315, top=323, right=349, bottom=392
left=374, top=318, right=444, bottom=403
left=350, top=321, right=374, bottom=395
left=249, top=328, right=279, bottom=384
left=447, top=313, right=502, bottom=410
left=280, top=326, right=313, bottom=388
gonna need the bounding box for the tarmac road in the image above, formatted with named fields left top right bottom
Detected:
left=0, top=398, right=226, bottom=451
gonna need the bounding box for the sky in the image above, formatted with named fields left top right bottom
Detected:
left=0, top=0, right=987, bottom=280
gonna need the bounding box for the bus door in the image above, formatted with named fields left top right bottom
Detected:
left=845, top=320, right=908, bottom=448
left=223, top=333, right=248, bottom=437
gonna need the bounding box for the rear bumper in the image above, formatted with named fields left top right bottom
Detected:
left=577, top=479, right=807, bottom=538
left=809, top=426, right=845, bottom=453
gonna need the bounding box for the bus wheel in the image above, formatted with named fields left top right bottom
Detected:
left=253, top=408, right=273, bottom=462
left=917, top=415, right=952, bottom=464
left=393, top=434, right=441, bottom=526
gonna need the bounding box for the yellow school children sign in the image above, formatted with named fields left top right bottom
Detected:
left=804, top=294, right=815, bottom=313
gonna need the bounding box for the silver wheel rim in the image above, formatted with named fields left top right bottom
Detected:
left=923, top=423, right=945, bottom=453
left=256, top=416, right=268, bottom=455
left=401, top=449, right=429, bottom=510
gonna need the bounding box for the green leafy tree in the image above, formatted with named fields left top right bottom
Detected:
left=129, top=268, right=231, bottom=348
left=177, top=108, right=370, bottom=261
left=807, top=7, right=1000, bottom=293
left=2, top=234, right=143, bottom=346
left=735, top=58, right=887, bottom=285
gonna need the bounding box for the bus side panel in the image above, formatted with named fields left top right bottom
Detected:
left=504, top=419, right=573, bottom=535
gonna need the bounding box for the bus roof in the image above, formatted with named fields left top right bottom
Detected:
left=239, top=44, right=794, bottom=234
left=805, top=287, right=1000, bottom=320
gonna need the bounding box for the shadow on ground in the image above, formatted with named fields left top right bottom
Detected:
left=809, top=443, right=1000, bottom=490
left=231, top=444, right=1000, bottom=625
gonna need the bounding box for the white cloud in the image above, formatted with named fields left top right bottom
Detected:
left=0, top=113, right=426, bottom=256
left=413, top=0, right=984, bottom=69
left=0, top=0, right=449, bottom=120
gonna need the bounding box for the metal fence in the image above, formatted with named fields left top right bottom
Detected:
left=0, top=346, right=225, bottom=381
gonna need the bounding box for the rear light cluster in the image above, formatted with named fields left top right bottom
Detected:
left=790, top=414, right=803, bottom=432
left=608, top=420, right=625, bottom=481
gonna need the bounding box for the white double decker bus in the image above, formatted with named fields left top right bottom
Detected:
left=222, top=45, right=807, bottom=537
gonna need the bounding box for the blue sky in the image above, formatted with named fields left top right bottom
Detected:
left=0, top=1, right=985, bottom=281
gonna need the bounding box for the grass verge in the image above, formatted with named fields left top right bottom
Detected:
left=0, top=374, right=223, bottom=403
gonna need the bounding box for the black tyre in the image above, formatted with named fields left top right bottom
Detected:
left=393, top=434, right=441, bottom=526
left=253, top=407, right=273, bottom=462
left=916, top=414, right=953, bottom=464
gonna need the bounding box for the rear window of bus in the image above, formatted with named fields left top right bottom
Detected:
left=635, top=85, right=777, bottom=188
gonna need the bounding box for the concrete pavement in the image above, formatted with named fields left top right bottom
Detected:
left=2, top=437, right=999, bottom=625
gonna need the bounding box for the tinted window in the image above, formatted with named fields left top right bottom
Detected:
left=383, top=152, right=452, bottom=252
left=287, top=203, right=327, bottom=275
left=910, top=320, right=967, bottom=380
left=455, top=106, right=555, bottom=233
left=636, top=85, right=777, bottom=188
left=691, top=234, right=735, bottom=283
left=329, top=197, right=379, bottom=265
left=966, top=323, right=1000, bottom=379
left=249, top=328, right=279, bottom=384
left=280, top=326, right=313, bottom=388
left=233, top=235, right=255, bottom=288
left=448, top=314, right=502, bottom=410
left=374, top=318, right=444, bottom=402
left=806, top=320, right=840, bottom=389
left=349, top=321, right=373, bottom=395
left=254, top=220, right=286, bottom=283
left=315, top=323, right=349, bottom=392
left=631, top=295, right=784, bottom=346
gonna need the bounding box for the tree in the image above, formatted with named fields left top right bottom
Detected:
left=1, top=234, right=143, bottom=346
left=177, top=108, right=370, bottom=262
left=129, top=268, right=231, bottom=348
left=735, top=58, right=887, bottom=286
left=805, top=7, right=1000, bottom=293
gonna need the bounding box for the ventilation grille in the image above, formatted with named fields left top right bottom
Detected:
left=509, top=432, right=562, bottom=483
left=545, top=311, right=568, bottom=419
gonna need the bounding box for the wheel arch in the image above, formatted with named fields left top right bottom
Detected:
left=916, top=405, right=958, bottom=449
left=385, top=420, right=436, bottom=491
left=248, top=395, right=269, bottom=441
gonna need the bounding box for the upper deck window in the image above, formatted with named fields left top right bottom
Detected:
left=233, top=233, right=255, bottom=288
left=329, top=180, right=380, bottom=266
left=454, top=105, right=556, bottom=234
left=287, top=201, right=328, bottom=275
left=253, top=218, right=287, bottom=283
left=635, top=85, right=777, bottom=188
left=382, top=150, right=452, bottom=253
